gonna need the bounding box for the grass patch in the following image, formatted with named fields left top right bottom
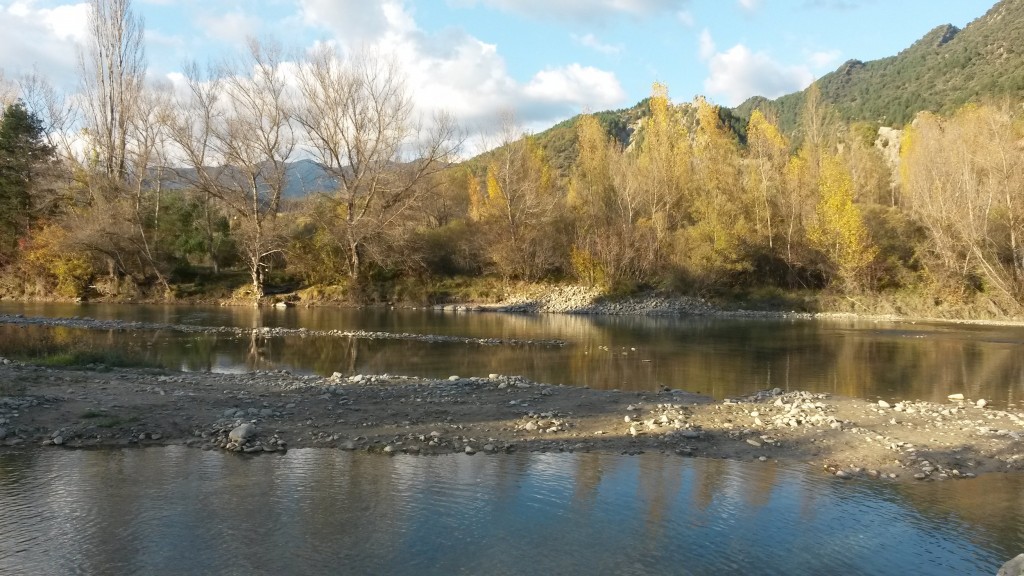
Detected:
left=80, top=410, right=139, bottom=428
left=2, top=329, right=164, bottom=371
left=31, top=350, right=159, bottom=370
left=94, top=415, right=139, bottom=429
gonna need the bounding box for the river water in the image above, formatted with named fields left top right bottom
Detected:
left=2, top=302, right=1024, bottom=405
left=1, top=303, right=1023, bottom=573
left=0, top=448, right=1021, bottom=575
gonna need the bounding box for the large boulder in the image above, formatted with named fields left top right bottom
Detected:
left=999, top=554, right=1024, bottom=576
left=229, top=423, right=257, bottom=443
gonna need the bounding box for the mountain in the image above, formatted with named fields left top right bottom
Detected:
left=156, top=158, right=337, bottom=200
left=734, top=0, right=1024, bottom=132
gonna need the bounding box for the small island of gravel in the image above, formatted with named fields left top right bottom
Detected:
left=3, top=354, right=1023, bottom=483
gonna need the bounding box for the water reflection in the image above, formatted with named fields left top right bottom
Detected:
left=2, top=303, right=1024, bottom=405
left=0, top=448, right=1018, bottom=575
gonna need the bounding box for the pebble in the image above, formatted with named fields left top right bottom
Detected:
left=383, top=445, right=397, bottom=454
left=877, top=400, right=891, bottom=409
left=464, top=446, right=476, bottom=455
left=976, top=399, right=988, bottom=408
left=948, top=393, right=965, bottom=401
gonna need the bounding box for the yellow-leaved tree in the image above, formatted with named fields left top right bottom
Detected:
left=678, top=97, right=749, bottom=284
left=809, top=153, right=877, bottom=289
left=635, top=83, right=690, bottom=243
left=476, top=117, right=565, bottom=281
left=745, top=109, right=789, bottom=252
left=900, top=104, right=1024, bottom=307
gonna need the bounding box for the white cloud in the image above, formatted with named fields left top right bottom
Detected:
left=572, top=33, right=623, bottom=55
left=698, top=28, right=716, bottom=60
left=298, top=0, right=392, bottom=44
left=298, top=0, right=626, bottom=139
left=703, top=41, right=815, bottom=106
left=194, top=9, right=263, bottom=45
left=525, top=64, right=624, bottom=104
left=738, top=0, right=761, bottom=11
left=808, top=49, right=842, bottom=69
left=0, top=2, right=88, bottom=89
left=677, top=10, right=695, bottom=26
left=450, top=0, right=692, bottom=22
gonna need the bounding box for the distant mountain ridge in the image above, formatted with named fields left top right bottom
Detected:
left=158, top=158, right=337, bottom=200
left=519, top=0, right=1022, bottom=166
left=734, top=0, right=1024, bottom=131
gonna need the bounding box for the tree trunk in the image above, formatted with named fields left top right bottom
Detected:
left=250, top=258, right=264, bottom=306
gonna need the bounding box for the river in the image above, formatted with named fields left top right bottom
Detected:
left=2, top=302, right=1024, bottom=405
left=0, top=448, right=1021, bottom=575
left=0, top=302, right=1023, bottom=573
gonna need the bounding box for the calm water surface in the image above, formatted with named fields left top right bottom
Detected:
left=2, top=302, right=1024, bottom=405
left=0, top=448, right=1021, bottom=575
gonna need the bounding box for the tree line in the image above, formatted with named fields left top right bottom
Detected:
left=1, top=0, right=1023, bottom=313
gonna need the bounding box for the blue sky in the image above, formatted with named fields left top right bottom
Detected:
left=0, top=0, right=998, bottom=137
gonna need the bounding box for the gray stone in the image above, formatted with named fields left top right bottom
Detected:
left=998, top=554, right=1024, bottom=576
left=464, top=446, right=476, bottom=455
left=877, top=400, right=891, bottom=409
left=976, top=398, right=988, bottom=408
left=383, top=445, right=397, bottom=454
left=229, top=423, right=256, bottom=443
left=52, top=436, right=64, bottom=446
left=223, top=408, right=237, bottom=417
left=259, top=409, right=274, bottom=417
left=448, top=375, right=461, bottom=381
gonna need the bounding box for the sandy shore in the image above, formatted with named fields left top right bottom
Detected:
left=2, top=358, right=1023, bottom=482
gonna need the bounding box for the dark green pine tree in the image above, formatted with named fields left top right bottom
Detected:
left=0, top=100, right=54, bottom=262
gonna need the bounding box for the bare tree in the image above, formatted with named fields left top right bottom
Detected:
left=18, top=71, right=78, bottom=166
left=78, top=0, right=146, bottom=187
left=169, top=39, right=295, bottom=302
left=294, top=45, right=460, bottom=282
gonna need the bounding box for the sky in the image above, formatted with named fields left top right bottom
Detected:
left=0, top=0, right=998, bottom=141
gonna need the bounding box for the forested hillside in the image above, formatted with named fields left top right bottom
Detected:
left=735, top=0, right=1024, bottom=131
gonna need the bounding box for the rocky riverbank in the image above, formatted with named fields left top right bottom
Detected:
left=2, top=357, right=1023, bottom=482
left=433, top=285, right=725, bottom=316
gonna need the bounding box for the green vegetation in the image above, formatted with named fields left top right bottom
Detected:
left=735, top=0, right=1024, bottom=132
left=5, top=330, right=162, bottom=370
left=83, top=413, right=140, bottom=428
